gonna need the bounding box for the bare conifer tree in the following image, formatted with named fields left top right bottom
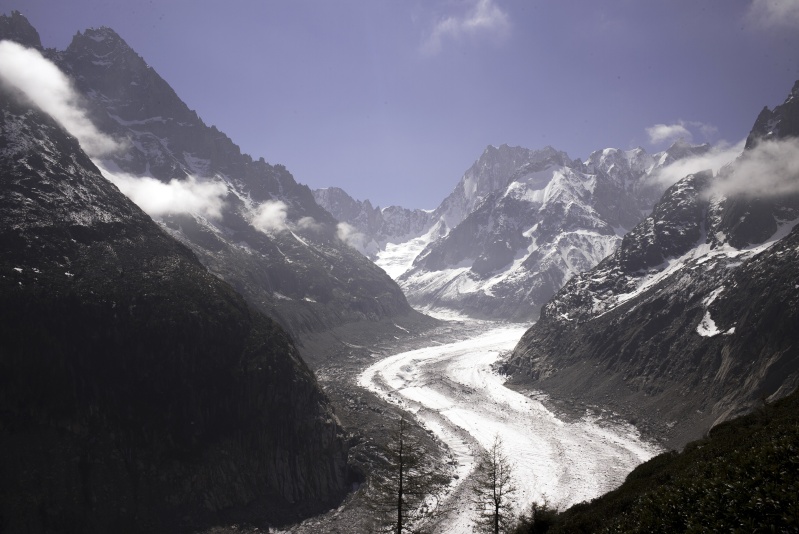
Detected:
left=367, top=417, right=450, bottom=533
left=471, top=435, right=517, bottom=534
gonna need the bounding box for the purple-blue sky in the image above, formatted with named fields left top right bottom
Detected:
left=3, top=0, right=799, bottom=209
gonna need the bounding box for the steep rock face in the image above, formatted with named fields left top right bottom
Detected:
left=721, top=80, right=799, bottom=249
left=0, top=88, right=350, bottom=532
left=505, top=81, right=799, bottom=446
left=0, top=18, right=416, bottom=341
left=399, top=142, right=708, bottom=320
left=746, top=80, right=799, bottom=147
left=433, top=144, right=571, bottom=231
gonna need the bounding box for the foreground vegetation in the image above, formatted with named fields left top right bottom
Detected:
left=513, top=388, right=799, bottom=533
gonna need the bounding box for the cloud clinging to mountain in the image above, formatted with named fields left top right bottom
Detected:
left=0, top=40, right=122, bottom=157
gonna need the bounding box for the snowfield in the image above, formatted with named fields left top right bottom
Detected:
left=359, top=323, right=660, bottom=532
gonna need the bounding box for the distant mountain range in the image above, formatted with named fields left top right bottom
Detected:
left=318, top=138, right=711, bottom=320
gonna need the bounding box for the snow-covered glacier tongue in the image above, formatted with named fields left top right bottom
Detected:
left=359, top=321, right=660, bottom=532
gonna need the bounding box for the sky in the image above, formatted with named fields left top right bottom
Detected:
left=3, top=0, right=799, bottom=210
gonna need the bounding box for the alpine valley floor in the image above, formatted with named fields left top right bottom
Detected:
left=273, top=315, right=662, bottom=533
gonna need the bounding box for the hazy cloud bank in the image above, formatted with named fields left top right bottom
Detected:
left=336, top=222, right=372, bottom=254
left=650, top=137, right=799, bottom=200
left=251, top=200, right=289, bottom=234
left=0, top=40, right=122, bottom=157
left=646, top=120, right=718, bottom=145
left=709, top=138, right=799, bottom=199
left=422, top=0, right=510, bottom=55
left=297, top=216, right=323, bottom=232
left=747, top=0, right=799, bottom=29
left=650, top=139, right=746, bottom=188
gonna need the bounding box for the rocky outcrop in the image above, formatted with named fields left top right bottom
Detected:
left=0, top=81, right=351, bottom=532
left=0, top=10, right=41, bottom=49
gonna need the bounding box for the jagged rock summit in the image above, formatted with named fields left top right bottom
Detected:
left=0, top=9, right=41, bottom=49
left=343, top=138, right=710, bottom=320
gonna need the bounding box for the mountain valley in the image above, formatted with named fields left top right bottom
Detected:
left=1, top=8, right=798, bottom=533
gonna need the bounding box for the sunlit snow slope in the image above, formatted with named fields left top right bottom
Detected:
left=397, top=142, right=713, bottom=321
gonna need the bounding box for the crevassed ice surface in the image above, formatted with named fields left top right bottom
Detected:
left=359, top=323, right=660, bottom=533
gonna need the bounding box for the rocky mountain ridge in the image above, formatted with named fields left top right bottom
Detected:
left=0, top=14, right=425, bottom=354
left=0, top=82, right=351, bottom=532
left=399, top=141, right=709, bottom=320
left=505, top=79, right=799, bottom=446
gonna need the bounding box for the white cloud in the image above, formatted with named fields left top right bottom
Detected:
left=297, top=216, right=323, bottom=232
left=0, top=40, right=122, bottom=157
left=251, top=200, right=289, bottom=234
left=649, top=139, right=746, bottom=189
left=747, top=0, right=799, bottom=29
left=646, top=123, right=692, bottom=144
left=98, top=163, right=229, bottom=219
left=698, top=123, right=719, bottom=139
left=422, top=0, right=511, bottom=55
left=646, top=120, right=719, bottom=145
left=646, top=120, right=719, bottom=146
left=707, top=138, right=799, bottom=199
left=336, top=221, right=371, bottom=253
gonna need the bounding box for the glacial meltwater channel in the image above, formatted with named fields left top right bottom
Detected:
left=358, top=321, right=660, bottom=532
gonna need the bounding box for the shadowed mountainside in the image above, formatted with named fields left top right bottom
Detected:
left=0, top=81, right=351, bottom=532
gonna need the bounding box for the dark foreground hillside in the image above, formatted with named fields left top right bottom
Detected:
left=518, top=387, right=799, bottom=533
left=0, top=87, right=351, bottom=531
